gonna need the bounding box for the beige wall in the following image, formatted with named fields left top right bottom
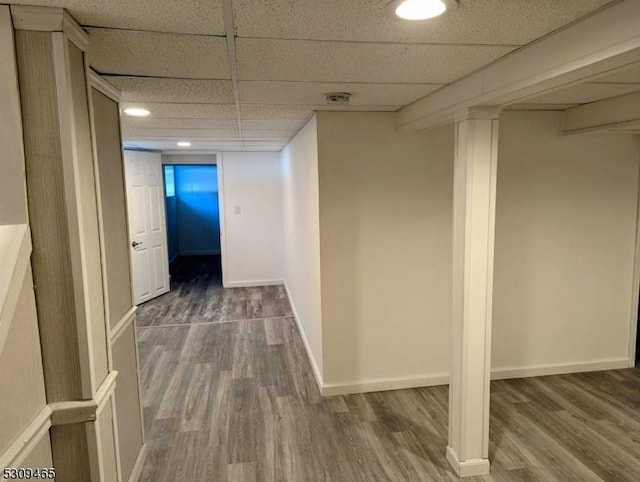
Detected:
left=18, top=435, right=53, bottom=469
left=282, top=115, right=324, bottom=381
left=0, top=7, right=26, bottom=225
left=316, top=111, right=454, bottom=389
left=91, top=88, right=133, bottom=327
left=492, top=110, right=640, bottom=374
left=220, top=151, right=284, bottom=286
left=0, top=6, right=52, bottom=470
left=90, top=86, right=145, bottom=481
left=0, top=269, right=48, bottom=456
left=112, top=323, right=144, bottom=481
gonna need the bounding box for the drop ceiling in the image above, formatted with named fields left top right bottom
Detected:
left=5, top=0, right=622, bottom=151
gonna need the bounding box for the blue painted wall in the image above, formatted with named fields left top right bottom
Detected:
left=173, top=165, right=220, bottom=256
left=164, top=166, right=179, bottom=263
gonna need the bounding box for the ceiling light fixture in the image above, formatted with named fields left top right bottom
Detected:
left=389, top=0, right=455, bottom=20
left=123, top=107, right=150, bottom=117
left=177, top=141, right=191, bottom=147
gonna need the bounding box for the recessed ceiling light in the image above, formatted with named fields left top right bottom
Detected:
left=177, top=141, right=191, bottom=147
left=123, top=107, right=150, bottom=117
left=390, top=0, right=453, bottom=20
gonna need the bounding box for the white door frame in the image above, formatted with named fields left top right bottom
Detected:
left=216, top=152, right=230, bottom=288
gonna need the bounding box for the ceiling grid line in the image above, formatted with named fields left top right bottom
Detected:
left=222, top=0, right=244, bottom=147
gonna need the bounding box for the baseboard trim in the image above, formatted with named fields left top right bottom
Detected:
left=283, top=281, right=324, bottom=391
left=446, top=446, right=490, bottom=477
left=318, top=359, right=631, bottom=397
left=322, top=374, right=449, bottom=397
left=224, top=279, right=283, bottom=288
left=490, top=358, right=631, bottom=380
left=128, top=444, right=146, bottom=482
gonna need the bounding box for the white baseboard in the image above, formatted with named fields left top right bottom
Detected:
left=322, top=373, right=449, bottom=397
left=490, top=358, right=631, bottom=380
left=224, top=279, right=283, bottom=288
left=317, top=358, right=632, bottom=397
left=128, top=444, right=146, bottom=482
left=446, top=446, right=490, bottom=477
left=283, top=281, right=324, bottom=391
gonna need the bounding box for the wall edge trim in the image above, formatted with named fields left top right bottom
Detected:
left=0, top=224, right=31, bottom=358
left=88, top=69, right=121, bottom=102
left=0, top=405, right=52, bottom=470
left=110, top=307, right=137, bottom=343
left=283, top=281, right=324, bottom=391
left=128, top=443, right=146, bottom=482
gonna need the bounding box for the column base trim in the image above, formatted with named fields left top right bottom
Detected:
left=446, top=446, right=490, bottom=478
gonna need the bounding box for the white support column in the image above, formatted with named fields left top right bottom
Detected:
left=447, top=107, right=500, bottom=478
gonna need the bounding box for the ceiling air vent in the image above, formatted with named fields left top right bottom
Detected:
left=325, top=92, right=351, bottom=105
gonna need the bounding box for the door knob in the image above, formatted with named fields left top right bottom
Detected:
left=132, top=241, right=142, bottom=248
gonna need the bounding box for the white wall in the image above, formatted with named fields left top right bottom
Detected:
left=300, top=109, right=639, bottom=395
left=316, top=112, right=454, bottom=394
left=492, top=110, right=640, bottom=376
left=219, top=151, right=284, bottom=287
left=281, top=115, right=324, bottom=383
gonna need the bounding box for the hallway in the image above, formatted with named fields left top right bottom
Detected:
left=135, top=260, right=640, bottom=482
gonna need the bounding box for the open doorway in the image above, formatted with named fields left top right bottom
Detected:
left=163, top=164, right=223, bottom=287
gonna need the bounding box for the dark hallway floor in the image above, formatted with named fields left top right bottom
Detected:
left=137, top=256, right=292, bottom=327
left=136, top=258, right=640, bottom=481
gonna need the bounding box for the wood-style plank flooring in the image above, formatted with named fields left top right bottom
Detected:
left=137, top=256, right=640, bottom=481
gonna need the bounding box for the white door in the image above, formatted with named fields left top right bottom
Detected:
left=123, top=150, right=170, bottom=304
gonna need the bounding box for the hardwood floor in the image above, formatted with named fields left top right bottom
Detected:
left=137, top=257, right=640, bottom=481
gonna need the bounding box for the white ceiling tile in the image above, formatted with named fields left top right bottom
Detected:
left=121, top=118, right=238, bottom=130
left=241, top=104, right=314, bottom=120
left=120, top=102, right=237, bottom=120
left=236, top=39, right=515, bottom=83
left=313, top=105, right=400, bottom=111
left=233, top=0, right=612, bottom=45
left=242, top=129, right=295, bottom=139
left=124, top=141, right=244, bottom=152
left=105, top=77, right=234, bottom=103
left=241, top=119, right=303, bottom=130
left=5, top=0, right=225, bottom=34
left=238, top=81, right=442, bottom=106
left=122, top=127, right=241, bottom=139
left=521, top=83, right=640, bottom=105
left=88, top=29, right=230, bottom=79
